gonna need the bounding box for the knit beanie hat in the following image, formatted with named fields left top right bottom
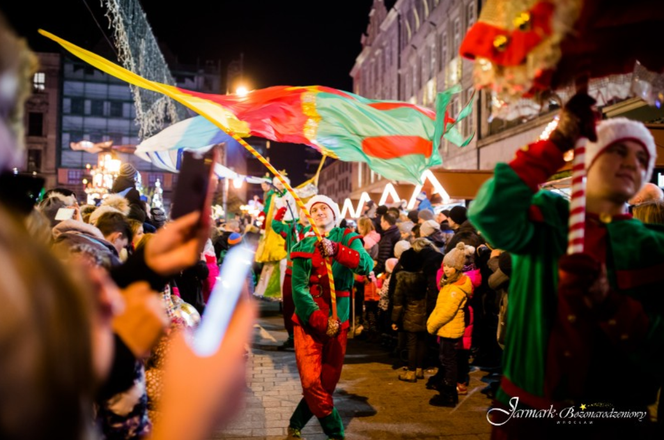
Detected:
left=407, top=209, right=419, bottom=223
left=420, top=219, right=441, bottom=237
left=119, top=163, right=138, bottom=180
left=443, top=242, right=467, bottom=271
left=449, top=205, right=467, bottom=225
left=305, top=195, right=341, bottom=226
left=417, top=209, right=434, bottom=221
left=586, top=117, right=657, bottom=184
left=394, top=240, right=412, bottom=259
left=150, top=207, right=166, bottom=228
left=398, top=221, right=414, bottom=234
left=228, top=232, right=242, bottom=246
left=385, top=258, right=399, bottom=274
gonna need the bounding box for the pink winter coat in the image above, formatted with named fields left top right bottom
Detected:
left=202, top=254, right=219, bottom=304
left=362, top=230, right=381, bottom=250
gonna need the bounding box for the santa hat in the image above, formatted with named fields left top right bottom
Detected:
left=443, top=242, right=467, bottom=271
left=305, top=195, right=341, bottom=226
left=586, top=118, right=657, bottom=184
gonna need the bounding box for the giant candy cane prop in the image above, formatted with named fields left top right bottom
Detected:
left=567, top=138, right=587, bottom=254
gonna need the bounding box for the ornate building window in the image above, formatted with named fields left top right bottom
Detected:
left=33, top=72, right=45, bottom=91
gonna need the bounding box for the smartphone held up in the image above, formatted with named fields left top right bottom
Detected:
left=192, top=243, right=255, bottom=356
left=170, top=146, right=220, bottom=229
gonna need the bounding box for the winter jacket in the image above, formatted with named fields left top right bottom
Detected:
left=361, top=230, right=381, bottom=260
left=174, top=260, right=209, bottom=315
left=375, top=225, right=400, bottom=275
left=111, top=176, right=141, bottom=204
left=427, top=274, right=472, bottom=339
left=444, top=220, right=484, bottom=254
left=392, top=270, right=427, bottom=332
left=425, top=229, right=447, bottom=252
left=51, top=219, right=121, bottom=268
left=419, top=247, right=444, bottom=316
left=391, top=249, right=428, bottom=333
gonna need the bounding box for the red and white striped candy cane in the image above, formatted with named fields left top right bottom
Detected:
left=567, top=138, right=587, bottom=254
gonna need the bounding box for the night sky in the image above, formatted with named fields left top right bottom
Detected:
left=2, top=0, right=375, bottom=184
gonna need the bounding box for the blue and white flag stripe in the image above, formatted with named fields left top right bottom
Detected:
left=136, top=116, right=268, bottom=184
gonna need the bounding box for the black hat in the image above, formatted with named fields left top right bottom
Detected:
left=376, top=205, right=388, bottom=216
left=449, top=205, right=467, bottom=225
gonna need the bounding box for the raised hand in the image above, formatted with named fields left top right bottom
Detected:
left=550, top=93, right=599, bottom=151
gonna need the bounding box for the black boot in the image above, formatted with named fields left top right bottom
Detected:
left=429, top=385, right=458, bottom=407
left=425, top=370, right=443, bottom=390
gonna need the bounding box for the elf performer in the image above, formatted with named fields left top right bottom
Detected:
left=254, top=176, right=289, bottom=300
left=272, top=204, right=310, bottom=350
left=286, top=195, right=372, bottom=440
left=468, top=94, right=664, bottom=439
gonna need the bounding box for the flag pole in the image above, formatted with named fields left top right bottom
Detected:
left=222, top=131, right=338, bottom=321
left=38, top=29, right=340, bottom=318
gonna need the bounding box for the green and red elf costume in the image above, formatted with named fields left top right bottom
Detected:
left=287, top=195, right=373, bottom=440
left=272, top=205, right=310, bottom=346
left=468, top=108, right=664, bottom=437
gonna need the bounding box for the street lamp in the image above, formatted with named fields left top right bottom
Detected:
left=235, top=85, right=249, bottom=97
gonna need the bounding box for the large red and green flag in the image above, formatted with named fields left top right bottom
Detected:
left=41, top=30, right=472, bottom=184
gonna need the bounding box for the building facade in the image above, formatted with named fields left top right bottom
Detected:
left=24, top=52, right=60, bottom=191
left=323, top=0, right=664, bottom=214
left=23, top=51, right=225, bottom=206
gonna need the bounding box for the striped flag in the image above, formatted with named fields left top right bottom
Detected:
left=40, top=30, right=474, bottom=184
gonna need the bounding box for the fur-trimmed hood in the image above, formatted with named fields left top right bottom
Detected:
left=52, top=219, right=104, bottom=240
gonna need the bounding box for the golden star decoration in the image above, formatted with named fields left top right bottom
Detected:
left=580, top=404, right=587, bottom=410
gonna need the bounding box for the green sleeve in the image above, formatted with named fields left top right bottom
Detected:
left=271, top=219, right=289, bottom=235
left=347, top=233, right=374, bottom=276
left=291, top=251, right=317, bottom=325
left=468, top=163, right=567, bottom=254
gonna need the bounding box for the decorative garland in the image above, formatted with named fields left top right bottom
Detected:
left=102, top=0, right=188, bottom=138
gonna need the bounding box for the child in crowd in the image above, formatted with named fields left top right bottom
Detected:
left=427, top=242, right=473, bottom=407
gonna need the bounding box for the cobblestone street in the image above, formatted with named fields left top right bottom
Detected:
left=212, top=302, right=493, bottom=440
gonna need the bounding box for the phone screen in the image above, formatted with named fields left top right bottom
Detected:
left=55, top=208, right=76, bottom=221
left=192, top=244, right=255, bottom=356
left=171, top=146, right=219, bottom=223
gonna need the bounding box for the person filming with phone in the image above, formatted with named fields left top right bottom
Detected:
left=0, top=12, right=256, bottom=440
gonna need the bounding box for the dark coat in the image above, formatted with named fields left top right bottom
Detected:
left=111, top=176, right=141, bottom=204
left=426, top=229, right=447, bottom=252
left=419, top=246, right=445, bottom=316
left=445, top=220, right=484, bottom=254
left=174, top=261, right=209, bottom=315
left=375, top=225, right=400, bottom=275
left=391, top=249, right=428, bottom=333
